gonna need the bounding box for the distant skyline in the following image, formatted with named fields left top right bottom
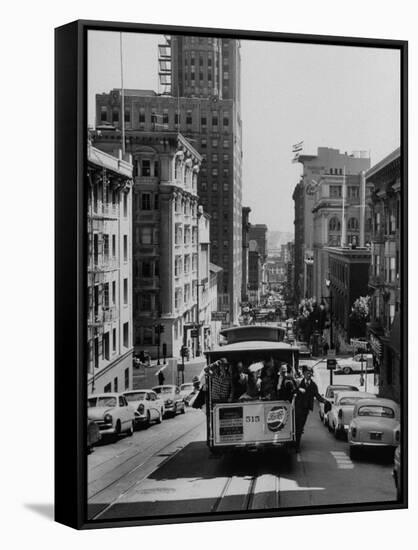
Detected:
left=88, top=31, right=400, bottom=233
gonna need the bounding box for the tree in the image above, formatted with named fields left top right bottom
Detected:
left=349, top=295, right=370, bottom=337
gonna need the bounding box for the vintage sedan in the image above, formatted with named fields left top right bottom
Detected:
left=123, top=389, right=164, bottom=427
left=328, top=391, right=376, bottom=439
left=348, top=398, right=400, bottom=459
left=152, top=385, right=186, bottom=417
left=335, top=353, right=374, bottom=375
left=319, top=384, right=359, bottom=426
left=87, top=393, right=135, bottom=437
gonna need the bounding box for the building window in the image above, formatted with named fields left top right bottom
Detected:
left=141, top=193, right=151, bottom=210
left=184, top=255, right=190, bottom=274
left=124, top=368, right=129, bottom=390
left=112, top=109, right=119, bottom=123
left=348, top=186, right=359, bottom=199
left=139, top=108, right=145, bottom=124
left=223, top=182, right=229, bottom=191
left=223, top=114, right=229, bottom=127
left=390, top=257, right=396, bottom=282
left=201, top=116, right=207, bottom=127
left=140, top=293, right=151, bottom=310
left=112, top=281, right=116, bottom=305
left=201, top=138, right=207, bottom=148
left=175, top=256, right=182, bottom=277
left=112, top=328, right=116, bottom=352
left=329, top=185, right=342, bottom=198
left=143, top=327, right=153, bottom=345
left=112, top=234, right=116, bottom=257
left=123, top=278, right=128, bottom=304
left=175, top=288, right=182, bottom=309
left=141, top=159, right=151, bottom=177
left=104, top=383, right=111, bottom=393
left=347, top=217, right=359, bottom=231
left=175, top=112, right=180, bottom=125
left=223, top=139, right=229, bottom=148
left=223, top=154, right=229, bottom=163
left=186, top=109, right=192, bottom=125
left=123, top=235, right=128, bottom=261
left=212, top=153, right=218, bottom=163
left=212, top=168, right=218, bottom=176
left=103, top=283, right=110, bottom=309
left=100, top=106, right=107, bottom=122
left=123, top=322, right=129, bottom=348
left=103, top=332, right=110, bottom=360
left=140, top=227, right=152, bottom=245
left=124, top=108, right=130, bottom=123
left=212, top=115, right=218, bottom=127
left=163, top=108, right=169, bottom=125
left=329, top=217, right=341, bottom=231
left=154, top=193, right=159, bottom=210
left=123, top=193, right=127, bottom=217
left=142, top=261, right=152, bottom=277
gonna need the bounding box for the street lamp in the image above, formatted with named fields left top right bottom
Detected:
left=324, top=279, right=334, bottom=350
left=196, top=205, right=204, bottom=357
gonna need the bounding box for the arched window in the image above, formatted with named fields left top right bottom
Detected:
left=348, top=217, right=359, bottom=230
left=329, top=217, right=341, bottom=231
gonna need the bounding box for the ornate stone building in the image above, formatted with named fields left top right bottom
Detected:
left=93, top=130, right=210, bottom=359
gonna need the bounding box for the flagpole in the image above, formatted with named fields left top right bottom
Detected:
left=120, top=33, right=125, bottom=156
left=341, top=165, right=346, bottom=247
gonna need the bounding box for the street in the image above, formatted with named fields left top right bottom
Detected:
left=88, top=359, right=395, bottom=521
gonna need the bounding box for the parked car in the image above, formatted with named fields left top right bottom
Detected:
left=348, top=398, right=400, bottom=460
left=152, top=385, right=186, bottom=417
left=179, top=383, right=194, bottom=405
left=296, top=341, right=311, bottom=359
left=87, top=393, right=135, bottom=437
left=393, top=445, right=401, bottom=500
left=319, top=384, right=359, bottom=426
left=335, top=353, right=374, bottom=375
left=123, top=389, right=164, bottom=427
left=87, top=418, right=101, bottom=453
left=328, top=391, right=376, bottom=439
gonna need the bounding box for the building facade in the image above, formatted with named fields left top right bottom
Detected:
left=327, top=247, right=371, bottom=348
left=87, top=144, right=134, bottom=394
left=293, top=147, right=371, bottom=303
left=96, top=36, right=243, bottom=324
left=93, top=130, right=209, bottom=359
left=366, top=148, right=401, bottom=403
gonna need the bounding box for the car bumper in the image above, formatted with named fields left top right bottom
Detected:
left=96, top=423, right=116, bottom=434
left=349, top=441, right=396, bottom=448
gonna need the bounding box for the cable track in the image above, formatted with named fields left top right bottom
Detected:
left=89, top=420, right=204, bottom=506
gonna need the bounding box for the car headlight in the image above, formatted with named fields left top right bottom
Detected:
left=104, top=413, right=113, bottom=424
left=165, top=399, right=173, bottom=405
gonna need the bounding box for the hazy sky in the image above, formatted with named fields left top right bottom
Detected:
left=88, top=31, right=400, bottom=233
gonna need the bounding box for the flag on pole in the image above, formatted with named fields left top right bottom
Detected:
left=292, top=141, right=304, bottom=152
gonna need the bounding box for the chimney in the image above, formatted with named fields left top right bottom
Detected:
left=359, top=170, right=366, bottom=247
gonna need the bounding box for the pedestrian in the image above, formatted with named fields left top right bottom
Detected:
left=294, top=366, right=329, bottom=452
left=157, top=370, right=165, bottom=386
left=277, top=364, right=297, bottom=402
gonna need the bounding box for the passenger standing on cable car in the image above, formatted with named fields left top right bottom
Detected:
left=294, top=366, right=329, bottom=452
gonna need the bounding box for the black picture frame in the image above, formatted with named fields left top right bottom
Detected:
left=55, top=19, right=408, bottom=530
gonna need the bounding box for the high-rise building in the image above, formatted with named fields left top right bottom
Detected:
left=87, top=143, right=133, bottom=394
left=96, top=35, right=243, bottom=325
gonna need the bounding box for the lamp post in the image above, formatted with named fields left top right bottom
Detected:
left=324, top=278, right=335, bottom=385
left=196, top=205, right=204, bottom=357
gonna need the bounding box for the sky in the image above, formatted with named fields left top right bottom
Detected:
left=88, top=31, right=400, bottom=233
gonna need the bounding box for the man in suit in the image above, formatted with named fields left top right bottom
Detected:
left=294, top=365, right=329, bottom=452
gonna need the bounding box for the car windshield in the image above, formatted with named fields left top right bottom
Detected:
left=180, top=384, right=193, bottom=391
left=154, top=387, right=174, bottom=394
left=124, top=392, right=146, bottom=402
left=358, top=405, right=395, bottom=418
left=339, top=396, right=364, bottom=406
left=88, top=396, right=117, bottom=408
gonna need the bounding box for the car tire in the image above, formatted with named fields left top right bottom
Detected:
left=145, top=411, right=151, bottom=427
left=156, top=410, right=162, bottom=424
left=349, top=445, right=359, bottom=460
left=334, top=425, right=341, bottom=439
left=172, top=404, right=177, bottom=417
left=181, top=403, right=186, bottom=414
left=115, top=419, right=121, bottom=434
left=328, top=421, right=333, bottom=433
left=127, top=421, right=134, bottom=436
left=343, top=366, right=352, bottom=375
